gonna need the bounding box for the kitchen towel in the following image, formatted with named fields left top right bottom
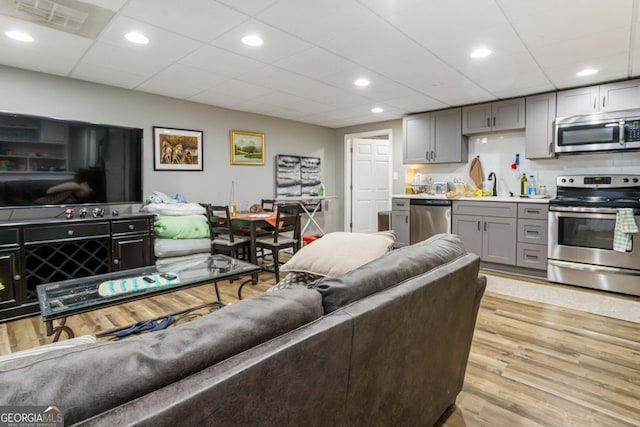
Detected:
left=613, top=208, right=638, bottom=252
left=469, top=156, right=485, bottom=189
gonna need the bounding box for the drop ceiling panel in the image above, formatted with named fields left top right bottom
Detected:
left=257, top=0, right=379, bottom=45
left=80, top=0, right=128, bottom=12
left=136, top=63, right=229, bottom=98
left=215, top=0, right=280, bottom=16
left=96, top=16, right=203, bottom=62
left=122, top=0, right=248, bottom=43
left=274, top=47, right=360, bottom=80
left=179, top=45, right=265, bottom=77
left=0, top=15, right=92, bottom=75
left=78, top=42, right=167, bottom=78
left=71, top=62, right=149, bottom=89
left=210, top=19, right=314, bottom=64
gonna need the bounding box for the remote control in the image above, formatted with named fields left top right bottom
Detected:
left=142, top=276, right=156, bottom=283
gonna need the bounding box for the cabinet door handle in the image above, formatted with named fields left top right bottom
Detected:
left=405, top=217, right=408, bottom=224
left=527, top=230, right=539, bottom=235
left=431, top=151, right=435, bottom=161
left=602, top=96, right=606, bottom=108
left=477, top=221, right=481, bottom=231
left=128, top=224, right=135, bottom=230
left=549, top=142, right=553, bottom=155
left=113, top=259, right=120, bottom=265
left=593, top=97, right=596, bottom=109
left=525, top=254, right=539, bottom=260
left=526, top=209, right=540, bottom=214
left=67, top=230, right=74, bottom=236
left=486, top=117, right=490, bottom=127
left=484, top=221, right=487, bottom=232
left=14, top=274, right=21, bottom=281
left=493, top=117, right=496, bottom=126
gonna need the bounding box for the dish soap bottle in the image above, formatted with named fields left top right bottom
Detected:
left=520, top=173, right=528, bottom=196
left=318, top=182, right=325, bottom=196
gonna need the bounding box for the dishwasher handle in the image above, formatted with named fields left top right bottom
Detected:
left=409, top=199, right=452, bottom=207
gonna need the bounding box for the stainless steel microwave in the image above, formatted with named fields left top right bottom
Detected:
left=555, top=109, right=640, bottom=154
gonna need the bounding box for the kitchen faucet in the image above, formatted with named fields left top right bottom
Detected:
left=488, top=172, right=497, bottom=196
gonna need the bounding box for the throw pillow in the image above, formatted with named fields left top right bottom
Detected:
left=280, top=231, right=395, bottom=278
left=154, top=215, right=210, bottom=239
left=267, top=272, right=324, bottom=292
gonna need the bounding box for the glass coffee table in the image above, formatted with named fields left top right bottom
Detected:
left=37, top=254, right=261, bottom=342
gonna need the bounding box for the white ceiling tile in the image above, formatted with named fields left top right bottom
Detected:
left=122, top=0, right=248, bottom=42
left=96, top=16, right=203, bottom=62
left=80, top=0, right=128, bottom=12
left=179, top=45, right=265, bottom=77
left=274, top=47, right=358, bottom=80
left=0, top=15, right=92, bottom=75
left=136, top=64, right=229, bottom=98
left=215, top=0, right=280, bottom=16
left=79, top=42, right=167, bottom=77
left=70, top=62, right=148, bottom=89
left=210, top=19, right=314, bottom=64
left=257, top=0, right=379, bottom=44
left=383, top=93, right=449, bottom=112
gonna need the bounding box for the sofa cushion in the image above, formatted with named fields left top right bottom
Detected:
left=0, top=286, right=323, bottom=425
left=281, top=231, right=395, bottom=277
left=309, top=233, right=466, bottom=313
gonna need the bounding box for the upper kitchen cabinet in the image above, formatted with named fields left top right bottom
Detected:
left=525, top=92, right=556, bottom=159
left=403, top=108, right=467, bottom=164
left=556, top=79, right=640, bottom=117
left=462, top=98, right=526, bottom=135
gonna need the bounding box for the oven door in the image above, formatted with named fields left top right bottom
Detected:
left=548, top=206, right=640, bottom=269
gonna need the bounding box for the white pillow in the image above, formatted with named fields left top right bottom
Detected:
left=281, top=231, right=395, bottom=278
left=154, top=238, right=210, bottom=258
left=141, top=202, right=206, bottom=216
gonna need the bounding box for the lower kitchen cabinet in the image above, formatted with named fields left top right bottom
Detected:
left=516, top=204, right=548, bottom=270
left=0, top=248, right=20, bottom=309
left=391, top=198, right=410, bottom=247
left=452, top=214, right=517, bottom=265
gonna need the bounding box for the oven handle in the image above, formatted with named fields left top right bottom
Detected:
left=549, top=206, right=621, bottom=215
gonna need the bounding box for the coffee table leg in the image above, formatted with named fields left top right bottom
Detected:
left=46, top=317, right=75, bottom=342
left=237, top=272, right=259, bottom=300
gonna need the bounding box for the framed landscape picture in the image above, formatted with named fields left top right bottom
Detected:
left=153, top=126, right=203, bottom=171
left=231, top=130, right=265, bottom=165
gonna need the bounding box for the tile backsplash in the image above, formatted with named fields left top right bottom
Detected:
left=406, top=132, right=640, bottom=197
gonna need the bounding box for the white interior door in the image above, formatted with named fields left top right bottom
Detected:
left=351, top=138, right=391, bottom=233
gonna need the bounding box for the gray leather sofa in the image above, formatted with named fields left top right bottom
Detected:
left=0, top=233, right=486, bottom=426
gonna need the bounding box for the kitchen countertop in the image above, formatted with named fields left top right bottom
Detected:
left=392, top=194, right=551, bottom=204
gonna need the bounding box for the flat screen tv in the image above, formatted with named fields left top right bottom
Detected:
left=0, top=112, right=143, bottom=208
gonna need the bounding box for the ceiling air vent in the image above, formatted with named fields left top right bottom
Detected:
left=14, top=0, right=88, bottom=30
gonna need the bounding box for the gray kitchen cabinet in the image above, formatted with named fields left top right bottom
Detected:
left=391, top=198, right=410, bottom=247
left=403, top=113, right=430, bottom=163
left=452, top=201, right=517, bottom=265
left=525, top=92, right=556, bottom=159
left=462, top=98, right=526, bottom=134
left=516, top=204, right=548, bottom=271
left=556, top=78, right=640, bottom=117
left=403, top=108, right=467, bottom=164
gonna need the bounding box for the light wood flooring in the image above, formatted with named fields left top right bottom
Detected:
left=1, top=272, right=639, bottom=426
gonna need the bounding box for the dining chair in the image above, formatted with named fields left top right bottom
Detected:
left=200, top=203, right=250, bottom=260
left=254, top=203, right=301, bottom=282
left=261, top=199, right=277, bottom=212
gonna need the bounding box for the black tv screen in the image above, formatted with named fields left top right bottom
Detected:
left=0, top=112, right=142, bottom=208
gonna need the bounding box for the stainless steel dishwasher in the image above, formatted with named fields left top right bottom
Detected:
left=409, top=199, right=452, bottom=244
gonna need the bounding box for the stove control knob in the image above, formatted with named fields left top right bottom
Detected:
left=624, top=178, right=630, bottom=183
left=561, top=178, right=566, bottom=183
left=633, top=178, right=639, bottom=183
left=568, top=178, right=574, bottom=183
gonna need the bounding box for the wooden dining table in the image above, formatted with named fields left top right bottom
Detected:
left=229, top=212, right=278, bottom=264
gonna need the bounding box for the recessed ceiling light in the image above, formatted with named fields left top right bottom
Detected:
left=5, top=31, right=34, bottom=42
left=241, top=34, right=263, bottom=47
left=576, top=68, right=598, bottom=77
left=470, top=47, right=492, bottom=59
left=354, top=78, right=370, bottom=87
left=125, top=32, right=149, bottom=44
left=371, top=107, right=383, bottom=113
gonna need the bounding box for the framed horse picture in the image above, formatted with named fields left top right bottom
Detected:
left=153, top=126, right=203, bottom=171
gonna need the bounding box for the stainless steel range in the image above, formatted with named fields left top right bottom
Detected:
left=548, top=175, right=640, bottom=296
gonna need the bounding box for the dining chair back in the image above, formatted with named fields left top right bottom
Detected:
left=200, top=203, right=250, bottom=259
left=255, top=203, right=301, bottom=282
left=261, top=199, right=277, bottom=212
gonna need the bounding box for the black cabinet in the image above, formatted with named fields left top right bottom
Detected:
left=0, top=213, right=154, bottom=322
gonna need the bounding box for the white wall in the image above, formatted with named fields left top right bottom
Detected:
left=0, top=65, right=340, bottom=232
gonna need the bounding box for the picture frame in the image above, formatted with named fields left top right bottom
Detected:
left=231, top=130, right=265, bottom=165
left=153, top=126, right=203, bottom=171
